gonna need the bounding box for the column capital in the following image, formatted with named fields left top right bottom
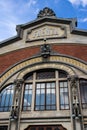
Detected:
left=67, top=75, right=78, bottom=81
left=14, top=79, right=24, bottom=86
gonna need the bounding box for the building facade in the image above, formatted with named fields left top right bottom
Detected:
left=0, top=7, right=87, bottom=130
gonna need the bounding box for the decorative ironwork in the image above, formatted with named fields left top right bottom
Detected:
left=37, top=7, right=56, bottom=18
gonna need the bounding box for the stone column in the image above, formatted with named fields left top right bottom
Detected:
left=9, top=79, right=24, bottom=130
left=68, top=75, right=83, bottom=130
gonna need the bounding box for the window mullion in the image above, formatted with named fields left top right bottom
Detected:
left=45, top=83, right=46, bottom=110
left=56, top=70, right=59, bottom=111
left=32, top=72, right=36, bottom=111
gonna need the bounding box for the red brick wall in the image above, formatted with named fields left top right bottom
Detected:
left=0, top=44, right=87, bottom=75
left=52, top=44, right=87, bottom=61
left=0, top=47, right=40, bottom=74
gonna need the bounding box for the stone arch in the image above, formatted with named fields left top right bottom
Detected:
left=17, top=63, right=75, bottom=79
left=24, top=125, right=67, bottom=130
left=1, top=55, right=87, bottom=87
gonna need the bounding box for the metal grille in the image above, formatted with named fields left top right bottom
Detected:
left=36, top=69, right=55, bottom=79
left=59, top=70, right=67, bottom=78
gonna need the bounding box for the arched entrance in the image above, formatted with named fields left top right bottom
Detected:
left=24, top=125, right=67, bottom=130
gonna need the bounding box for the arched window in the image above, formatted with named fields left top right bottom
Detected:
left=0, top=84, right=14, bottom=112
left=23, top=69, right=69, bottom=111
left=80, top=79, right=87, bottom=109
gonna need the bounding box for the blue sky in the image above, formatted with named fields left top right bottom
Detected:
left=0, top=0, right=87, bottom=42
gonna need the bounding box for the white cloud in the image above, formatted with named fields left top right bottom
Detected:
left=0, top=0, right=39, bottom=41
left=79, top=18, right=87, bottom=22
left=27, top=0, right=37, bottom=7
left=68, top=0, right=87, bottom=7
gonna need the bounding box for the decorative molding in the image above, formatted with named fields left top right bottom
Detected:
left=41, top=43, right=51, bottom=58
left=26, top=25, right=67, bottom=42
left=18, top=63, right=74, bottom=79
left=68, top=75, right=82, bottom=123
left=37, top=7, right=56, bottom=18
left=0, top=55, right=87, bottom=86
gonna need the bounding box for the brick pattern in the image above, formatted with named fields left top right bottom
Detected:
left=52, top=44, right=87, bottom=62
left=0, top=47, right=39, bottom=75
left=0, top=44, right=87, bottom=75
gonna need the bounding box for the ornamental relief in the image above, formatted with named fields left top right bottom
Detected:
left=26, top=25, right=67, bottom=42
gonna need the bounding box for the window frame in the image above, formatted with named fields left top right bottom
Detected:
left=59, top=80, right=69, bottom=110
left=80, top=79, right=87, bottom=109
left=35, top=82, right=56, bottom=111
left=0, top=126, right=8, bottom=130
left=22, top=83, right=33, bottom=111
left=23, top=69, right=69, bottom=111
left=0, top=84, right=14, bottom=112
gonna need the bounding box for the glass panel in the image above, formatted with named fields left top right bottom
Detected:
left=0, top=126, right=8, bottom=130
left=51, top=92, right=56, bottom=104
left=59, top=81, right=69, bottom=110
left=41, top=83, right=45, bottom=88
left=47, top=83, right=51, bottom=88
left=84, top=125, right=87, bottom=130
left=23, top=84, right=32, bottom=111
left=46, top=127, right=52, bottom=130
left=59, top=70, right=67, bottom=78
left=30, top=127, right=36, bottom=130
left=80, top=79, right=87, bottom=109
left=35, top=82, right=56, bottom=110
left=36, top=69, right=55, bottom=79
left=64, top=82, right=67, bottom=87
left=60, top=82, right=63, bottom=87
left=0, top=84, right=14, bottom=112
left=24, top=72, right=33, bottom=80
left=39, top=127, right=44, bottom=130
left=41, top=89, right=45, bottom=105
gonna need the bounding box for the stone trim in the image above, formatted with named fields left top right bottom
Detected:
left=0, top=55, right=87, bottom=87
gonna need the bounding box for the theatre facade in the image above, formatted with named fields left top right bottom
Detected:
left=0, top=7, right=87, bottom=130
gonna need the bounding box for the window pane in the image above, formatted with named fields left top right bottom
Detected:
left=84, top=125, right=87, bottom=130
left=80, top=79, right=87, bottom=109
left=41, top=89, right=45, bottom=105
left=35, top=83, right=45, bottom=110
left=59, top=81, right=69, bottom=110
left=0, top=126, right=8, bottom=130
left=23, top=84, right=32, bottom=111
left=24, top=72, right=33, bottom=80
left=0, top=84, right=14, bottom=112
left=35, top=82, right=56, bottom=110
left=36, top=69, right=55, bottom=79
left=59, top=70, right=67, bottom=78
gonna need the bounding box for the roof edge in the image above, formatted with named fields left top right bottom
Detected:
left=0, top=17, right=87, bottom=48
